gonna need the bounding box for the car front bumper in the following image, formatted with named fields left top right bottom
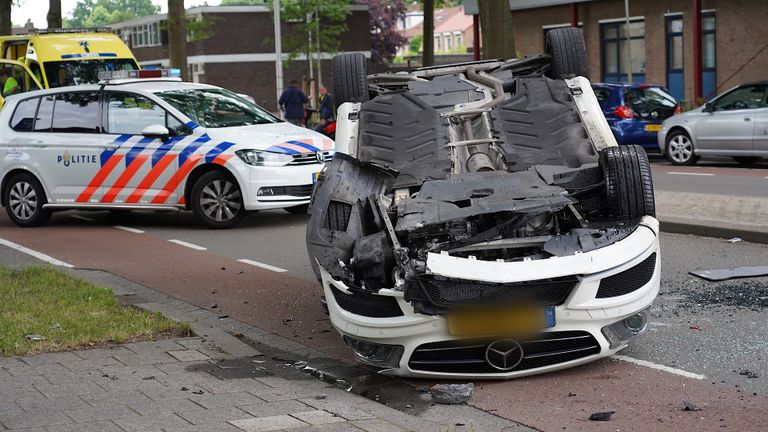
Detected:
left=319, top=216, right=661, bottom=379
left=230, top=159, right=325, bottom=211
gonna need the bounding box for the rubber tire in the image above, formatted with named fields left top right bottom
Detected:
left=733, top=156, right=761, bottom=166
left=3, top=172, right=51, bottom=227
left=332, top=53, right=369, bottom=109
left=190, top=170, right=247, bottom=229
left=546, top=27, right=589, bottom=80
left=664, top=130, right=699, bottom=166
left=284, top=204, right=309, bottom=214
left=599, top=145, right=656, bottom=220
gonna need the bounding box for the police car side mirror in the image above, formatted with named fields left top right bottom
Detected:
left=142, top=124, right=170, bottom=140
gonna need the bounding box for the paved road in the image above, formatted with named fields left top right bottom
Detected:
left=1, top=210, right=767, bottom=431
left=650, top=157, right=768, bottom=197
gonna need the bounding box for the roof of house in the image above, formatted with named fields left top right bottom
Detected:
left=435, top=6, right=473, bottom=33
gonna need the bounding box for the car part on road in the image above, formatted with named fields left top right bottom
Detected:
left=191, top=170, right=247, bottom=229
left=665, top=130, right=699, bottom=165
left=3, top=172, right=51, bottom=227
left=309, top=31, right=660, bottom=379
left=429, top=383, right=475, bottom=404
left=689, top=265, right=768, bottom=282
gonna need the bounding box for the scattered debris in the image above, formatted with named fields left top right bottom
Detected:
left=49, top=322, right=61, bottom=329
left=220, top=267, right=226, bottom=270
left=726, top=237, right=743, bottom=243
left=739, top=369, right=759, bottom=379
left=406, top=404, right=412, bottom=408
left=674, top=280, right=768, bottom=310
left=234, top=333, right=244, bottom=338
left=689, top=266, right=768, bottom=282
left=218, top=315, right=229, bottom=319
left=251, top=360, right=266, bottom=364
left=181, top=386, right=189, bottom=391
left=315, top=394, right=327, bottom=400
left=25, top=334, right=46, bottom=341
left=689, top=325, right=701, bottom=330
left=192, top=390, right=204, bottom=395
left=589, top=411, right=615, bottom=421
left=430, top=383, right=475, bottom=405
left=293, top=361, right=307, bottom=369
left=141, top=376, right=155, bottom=381
left=210, top=304, right=218, bottom=309
left=683, top=401, right=700, bottom=412
left=282, top=317, right=294, bottom=323
left=567, top=392, right=576, bottom=397
left=416, top=386, right=430, bottom=393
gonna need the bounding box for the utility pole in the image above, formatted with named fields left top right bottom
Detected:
left=274, top=0, right=284, bottom=115
left=624, top=0, right=633, bottom=82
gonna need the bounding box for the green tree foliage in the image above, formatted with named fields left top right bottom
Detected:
left=409, top=34, right=422, bottom=54
left=68, top=0, right=159, bottom=28
left=274, top=0, right=350, bottom=63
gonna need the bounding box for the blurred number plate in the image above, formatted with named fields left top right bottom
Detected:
left=645, top=124, right=661, bottom=132
left=447, top=306, right=555, bottom=337
left=312, top=172, right=320, bottom=184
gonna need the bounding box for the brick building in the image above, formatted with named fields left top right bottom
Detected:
left=110, top=5, right=370, bottom=111
left=508, top=0, right=767, bottom=104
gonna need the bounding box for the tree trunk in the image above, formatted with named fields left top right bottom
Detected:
left=47, top=0, right=62, bottom=29
left=167, top=0, right=188, bottom=81
left=421, top=0, right=434, bottom=67
left=0, top=0, right=12, bottom=36
left=478, top=0, right=515, bottom=60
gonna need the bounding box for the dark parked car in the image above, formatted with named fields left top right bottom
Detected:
left=593, top=83, right=681, bottom=151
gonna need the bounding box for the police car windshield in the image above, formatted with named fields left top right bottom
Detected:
left=44, top=59, right=138, bottom=87
left=156, top=88, right=280, bottom=128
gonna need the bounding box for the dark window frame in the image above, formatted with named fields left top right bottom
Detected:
left=665, top=15, right=684, bottom=74
left=49, top=91, right=103, bottom=134
left=701, top=11, right=716, bottom=72
left=9, top=96, right=40, bottom=132
left=600, top=18, right=646, bottom=83
left=102, top=90, right=191, bottom=137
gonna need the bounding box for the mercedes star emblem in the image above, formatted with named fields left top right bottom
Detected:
left=485, top=339, right=524, bottom=371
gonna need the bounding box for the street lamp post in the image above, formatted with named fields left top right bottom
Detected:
left=274, top=0, right=284, bottom=116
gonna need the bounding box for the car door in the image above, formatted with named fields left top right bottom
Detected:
left=695, top=85, right=762, bottom=153
left=100, top=91, right=192, bottom=205
left=32, top=91, right=104, bottom=204
left=752, top=88, right=768, bottom=153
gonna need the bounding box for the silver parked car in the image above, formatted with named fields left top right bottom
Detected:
left=658, top=81, right=767, bottom=165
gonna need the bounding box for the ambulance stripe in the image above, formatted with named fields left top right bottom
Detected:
left=150, top=154, right=203, bottom=204
left=125, top=137, right=154, bottom=167
left=125, top=153, right=176, bottom=203
left=286, top=140, right=320, bottom=152
left=76, top=155, right=124, bottom=203
left=101, top=155, right=149, bottom=203
left=204, top=142, right=235, bottom=163
left=178, top=135, right=210, bottom=165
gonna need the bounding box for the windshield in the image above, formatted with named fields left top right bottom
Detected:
left=43, top=59, right=138, bottom=87
left=624, top=87, right=677, bottom=114
left=156, top=88, right=281, bottom=128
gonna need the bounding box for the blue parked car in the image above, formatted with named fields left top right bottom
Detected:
left=592, top=83, right=681, bottom=151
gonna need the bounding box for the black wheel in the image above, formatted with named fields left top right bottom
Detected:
left=664, top=130, right=699, bottom=165
left=599, top=145, right=655, bottom=220
left=3, top=172, right=51, bottom=227
left=284, top=204, right=309, bottom=214
left=546, top=27, right=589, bottom=79
left=190, top=170, right=247, bottom=229
left=733, top=156, right=761, bottom=166
left=332, top=53, right=369, bottom=109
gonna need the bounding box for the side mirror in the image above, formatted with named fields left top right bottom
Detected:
left=703, top=101, right=714, bottom=113
left=141, top=124, right=170, bottom=139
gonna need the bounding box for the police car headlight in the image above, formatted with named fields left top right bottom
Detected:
left=235, top=150, right=293, bottom=167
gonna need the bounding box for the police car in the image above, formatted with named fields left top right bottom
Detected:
left=0, top=70, right=333, bottom=228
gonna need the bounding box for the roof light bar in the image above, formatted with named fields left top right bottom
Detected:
left=98, top=69, right=182, bottom=82
left=29, top=27, right=113, bottom=34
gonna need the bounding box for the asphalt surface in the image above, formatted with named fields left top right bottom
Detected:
left=1, top=200, right=767, bottom=431
left=650, top=157, right=768, bottom=197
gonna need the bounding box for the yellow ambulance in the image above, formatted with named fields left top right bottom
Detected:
left=0, top=28, right=140, bottom=106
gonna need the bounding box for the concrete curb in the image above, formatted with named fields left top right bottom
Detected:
left=658, top=217, right=768, bottom=244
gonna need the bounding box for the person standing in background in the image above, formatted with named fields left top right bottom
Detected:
left=279, top=80, right=309, bottom=125
left=314, top=85, right=335, bottom=132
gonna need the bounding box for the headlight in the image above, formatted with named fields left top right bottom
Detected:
left=235, top=149, right=293, bottom=166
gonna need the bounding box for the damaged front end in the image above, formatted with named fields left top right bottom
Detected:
left=307, top=52, right=660, bottom=378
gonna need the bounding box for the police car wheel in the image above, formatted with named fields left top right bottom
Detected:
left=191, top=171, right=247, bottom=229
left=4, top=173, right=51, bottom=227
left=284, top=204, right=309, bottom=214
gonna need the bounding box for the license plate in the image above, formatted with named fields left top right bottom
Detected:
left=312, top=172, right=320, bottom=184
left=447, top=306, right=555, bottom=337
left=645, top=124, right=661, bottom=132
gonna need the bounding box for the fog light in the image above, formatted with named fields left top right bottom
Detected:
left=601, top=307, right=651, bottom=349
left=343, top=336, right=404, bottom=369
left=258, top=187, right=275, bottom=196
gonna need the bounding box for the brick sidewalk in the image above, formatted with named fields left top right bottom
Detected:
left=0, top=337, right=522, bottom=432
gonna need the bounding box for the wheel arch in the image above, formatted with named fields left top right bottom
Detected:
left=665, top=125, right=695, bottom=148
left=1, top=168, right=45, bottom=207
left=183, top=163, right=241, bottom=210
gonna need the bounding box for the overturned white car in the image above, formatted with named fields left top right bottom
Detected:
left=307, top=28, right=659, bottom=378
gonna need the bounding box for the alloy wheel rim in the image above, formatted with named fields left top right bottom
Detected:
left=669, top=135, right=693, bottom=163
left=200, top=179, right=242, bottom=222
left=8, top=181, right=37, bottom=221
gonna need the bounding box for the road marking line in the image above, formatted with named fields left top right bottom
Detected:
left=0, top=237, right=74, bottom=268
left=611, top=354, right=706, bottom=380
left=70, top=215, right=95, bottom=222
left=113, top=226, right=145, bottom=234
left=237, top=258, right=288, bottom=273
left=168, top=239, right=207, bottom=251
left=666, top=172, right=715, bottom=176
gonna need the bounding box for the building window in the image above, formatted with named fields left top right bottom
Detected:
left=601, top=19, right=645, bottom=83
left=666, top=17, right=684, bottom=72
left=445, top=34, right=452, bottom=51
left=434, top=35, right=441, bottom=51
left=702, top=13, right=716, bottom=70
left=130, top=22, right=161, bottom=48
left=454, top=32, right=463, bottom=48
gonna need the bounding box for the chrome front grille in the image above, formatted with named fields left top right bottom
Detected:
left=288, top=151, right=334, bottom=165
